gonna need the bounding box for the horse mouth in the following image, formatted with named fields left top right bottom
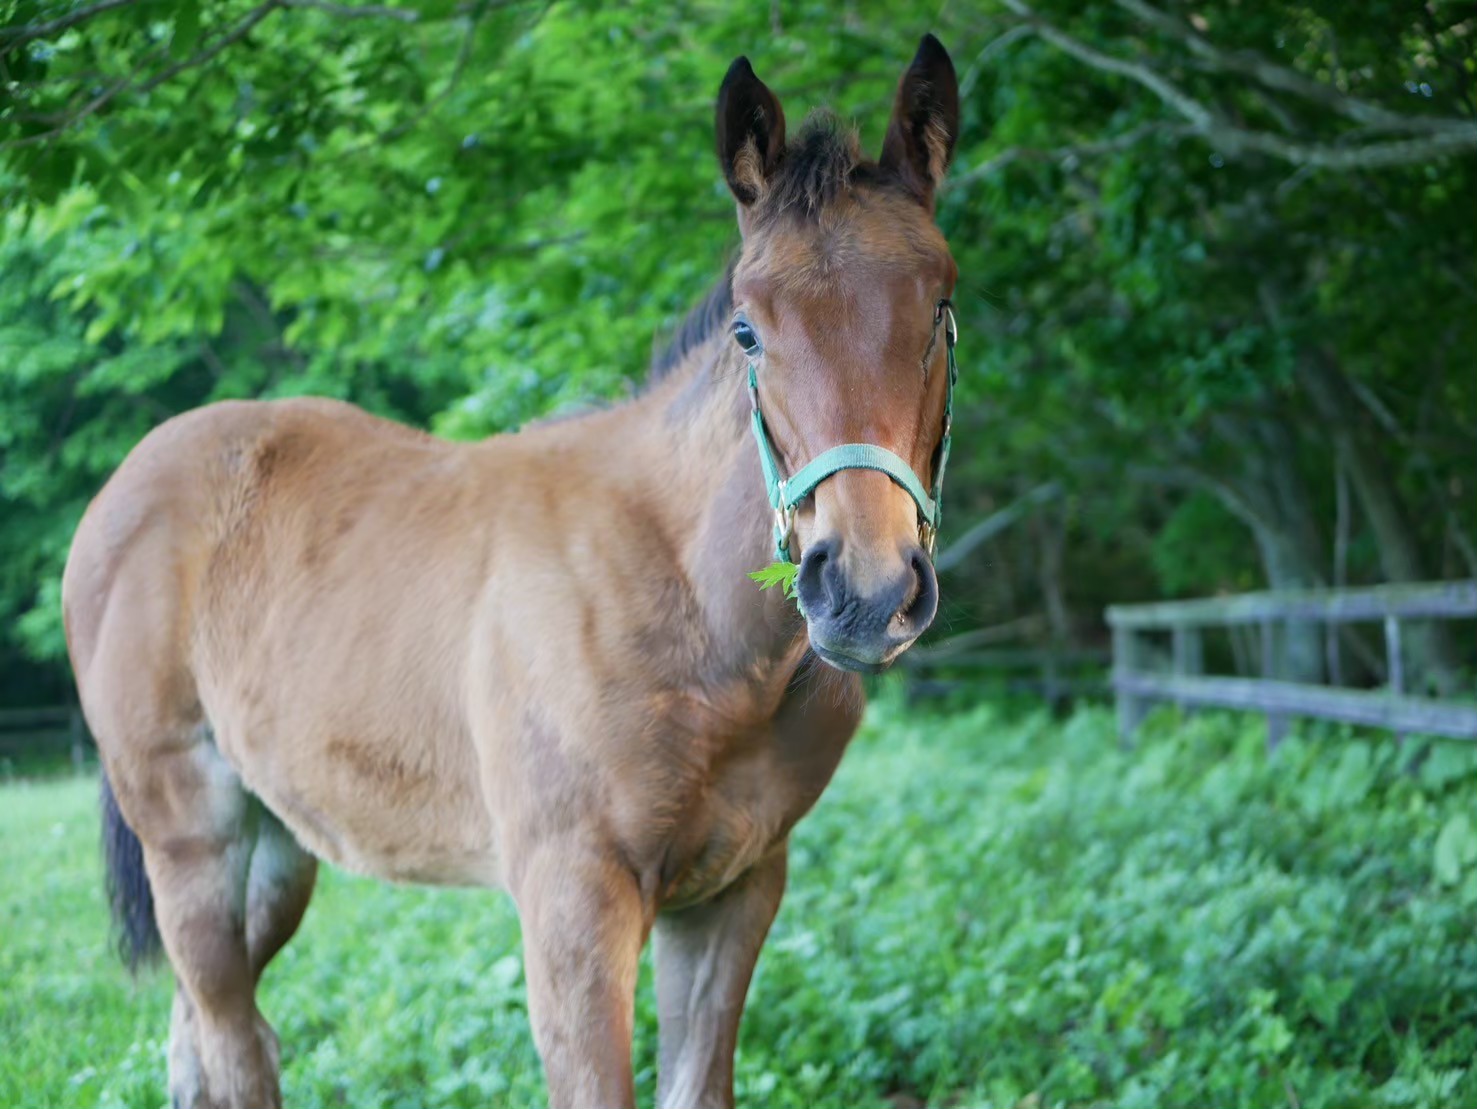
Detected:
left=811, top=643, right=894, bottom=675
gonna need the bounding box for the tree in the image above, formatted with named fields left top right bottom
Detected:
left=943, top=0, right=1475, bottom=681
left=1, top=0, right=1473, bottom=696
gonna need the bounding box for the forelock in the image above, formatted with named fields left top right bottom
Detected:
left=755, top=110, right=896, bottom=222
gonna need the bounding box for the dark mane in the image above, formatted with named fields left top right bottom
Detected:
left=650, top=261, right=734, bottom=380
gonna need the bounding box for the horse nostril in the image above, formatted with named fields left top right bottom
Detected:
left=796, top=539, right=840, bottom=618
left=894, top=548, right=939, bottom=636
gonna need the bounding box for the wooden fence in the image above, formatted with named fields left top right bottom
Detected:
left=1107, top=580, right=1477, bottom=744
left=904, top=641, right=1109, bottom=706
left=0, top=705, right=92, bottom=770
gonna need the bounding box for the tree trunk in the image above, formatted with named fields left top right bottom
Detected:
left=1205, top=414, right=1327, bottom=684
left=1297, top=351, right=1459, bottom=693
left=1247, top=519, right=1327, bottom=683
left=1034, top=508, right=1072, bottom=644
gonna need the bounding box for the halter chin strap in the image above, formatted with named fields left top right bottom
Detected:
left=748, top=301, right=958, bottom=563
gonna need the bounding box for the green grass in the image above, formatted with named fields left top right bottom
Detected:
left=4, top=697, right=1477, bottom=1108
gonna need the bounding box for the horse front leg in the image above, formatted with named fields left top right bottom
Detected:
left=653, top=846, right=788, bottom=1109
left=515, top=839, right=648, bottom=1109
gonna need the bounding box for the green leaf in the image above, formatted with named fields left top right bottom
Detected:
left=1419, top=743, right=1477, bottom=791
left=1299, top=972, right=1353, bottom=1028
left=173, top=2, right=201, bottom=55
left=748, top=560, right=798, bottom=599
left=1434, top=813, right=1477, bottom=887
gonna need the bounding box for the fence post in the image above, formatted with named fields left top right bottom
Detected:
left=1113, top=624, right=1146, bottom=741
left=1261, top=618, right=1287, bottom=750
left=1171, top=625, right=1203, bottom=710
left=1229, top=623, right=1251, bottom=676
left=1385, top=615, right=1405, bottom=747
left=1041, top=653, right=1061, bottom=713
left=1325, top=624, right=1343, bottom=687
left=69, top=709, right=85, bottom=774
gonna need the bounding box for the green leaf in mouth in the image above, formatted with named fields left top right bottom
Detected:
left=748, top=560, right=799, bottom=601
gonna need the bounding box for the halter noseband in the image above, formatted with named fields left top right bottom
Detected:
left=747, top=300, right=959, bottom=563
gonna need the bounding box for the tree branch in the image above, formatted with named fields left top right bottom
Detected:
left=1000, top=0, right=1477, bottom=170
left=279, top=0, right=419, bottom=20
left=1, top=0, right=141, bottom=46
left=1002, top=0, right=1216, bottom=126
left=935, top=482, right=1062, bottom=573
left=1115, top=0, right=1468, bottom=135
left=1, top=42, right=171, bottom=149
left=948, top=122, right=1195, bottom=190
left=957, top=23, right=1034, bottom=100
left=135, top=1, right=283, bottom=94
left=2, top=1, right=284, bottom=150
left=320, top=0, right=492, bottom=159
left=902, top=614, right=1051, bottom=662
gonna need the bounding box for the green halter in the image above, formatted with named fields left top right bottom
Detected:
left=748, top=301, right=958, bottom=563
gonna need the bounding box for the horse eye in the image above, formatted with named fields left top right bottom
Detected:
left=733, top=321, right=761, bottom=355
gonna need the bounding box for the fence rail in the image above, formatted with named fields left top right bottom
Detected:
left=1107, top=580, right=1477, bottom=744
left=1109, top=580, right=1477, bottom=628
left=903, top=642, right=1109, bottom=706
left=0, top=705, right=91, bottom=770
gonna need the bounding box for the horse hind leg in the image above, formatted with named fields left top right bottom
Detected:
left=245, top=804, right=317, bottom=980
left=164, top=799, right=317, bottom=1109
left=71, top=499, right=313, bottom=1106
left=111, top=727, right=314, bottom=1109
left=163, top=796, right=317, bottom=1109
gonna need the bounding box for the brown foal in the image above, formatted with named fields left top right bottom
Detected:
left=64, top=34, right=961, bottom=1109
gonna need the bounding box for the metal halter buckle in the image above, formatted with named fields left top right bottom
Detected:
left=774, top=506, right=794, bottom=547
left=773, top=479, right=794, bottom=555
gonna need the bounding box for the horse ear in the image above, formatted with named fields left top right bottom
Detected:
left=879, top=34, right=959, bottom=209
left=715, top=57, right=786, bottom=207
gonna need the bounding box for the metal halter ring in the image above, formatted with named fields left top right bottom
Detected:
left=773, top=479, right=795, bottom=555
left=937, top=300, right=957, bottom=343
left=920, top=520, right=938, bottom=557
left=774, top=506, right=794, bottom=546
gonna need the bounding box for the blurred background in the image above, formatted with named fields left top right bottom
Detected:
left=2, top=2, right=1475, bottom=1108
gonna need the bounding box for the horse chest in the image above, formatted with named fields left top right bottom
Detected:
left=643, top=693, right=861, bottom=909
left=658, top=767, right=801, bottom=907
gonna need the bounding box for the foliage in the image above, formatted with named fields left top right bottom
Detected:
left=1, top=0, right=1475, bottom=700
left=5, top=700, right=1477, bottom=1107
left=0, top=0, right=949, bottom=696
left=950, top=0, right=1477, bottom=623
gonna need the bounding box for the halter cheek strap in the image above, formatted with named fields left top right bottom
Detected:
left=748, top=301, right=958, bottom=563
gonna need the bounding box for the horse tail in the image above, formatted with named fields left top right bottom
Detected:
left=100, top=769, right=162, bottom=972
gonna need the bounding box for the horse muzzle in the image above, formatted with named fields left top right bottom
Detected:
left=795, top=538, right=938, bottom=672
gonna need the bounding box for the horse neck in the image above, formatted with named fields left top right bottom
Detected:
left=627, top=337, right=809, bottom=675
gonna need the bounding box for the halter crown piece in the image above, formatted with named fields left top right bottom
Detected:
left=747, top=301, right=959, bottom=563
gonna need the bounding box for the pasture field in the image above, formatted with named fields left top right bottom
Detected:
left=3, top=696, right=1477, bottom=1108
